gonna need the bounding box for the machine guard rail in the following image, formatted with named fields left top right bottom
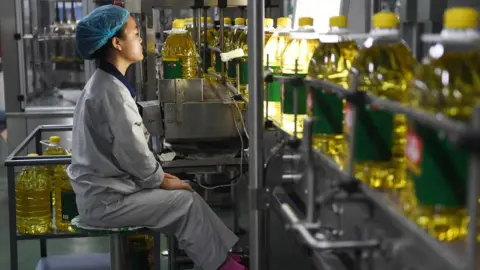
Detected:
left=264, top=73, right=480, bottom=270
left=5, top=124, right=73, bottom=167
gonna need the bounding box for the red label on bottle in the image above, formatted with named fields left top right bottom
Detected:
left=406, top=127, right=422, bottom=175
left=307, top=90, right=313, bottom=115
left=344, top=103, right=352, bottom=133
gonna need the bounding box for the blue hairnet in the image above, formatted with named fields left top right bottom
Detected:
left=76, top=5, right=130, bottom=60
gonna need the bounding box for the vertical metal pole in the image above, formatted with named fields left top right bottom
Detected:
left=110, top=234, right=128, bottom=270
left=346, top=72, right=359, bottom=177
left=219, top=7, right=225, bottom=83
left=248, top=0, right=265, bottom=269
left=40, top=239, right=47, bottom=257
left=154, top=232, right=161, bottom=270
left=303, top=118, right=315, bottom=222
left=203, top=8, right=209, bottom=73
left=8, top=166, right=18, bottom=270
left=466, top=106, right=480, bottom=270
left=168, top=235, right=176, bottom=270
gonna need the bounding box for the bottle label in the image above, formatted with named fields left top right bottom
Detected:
left=346, top=104, right=394, bottom=162
left=61, top=191, right=79, bottom=221
left=266, top=66, right=281, bottom=102
left=163, top=58, right=182, bottom=79
left=282, top=74, right=307, bottom=115
left=308, top=87, right=344, bottom=134
left=214, top=52, right=223, bottom=72
left=239, top=57, right=248, bottom=85
left=227, top=60, right=237, bottom=79
left=407, top=123, right=467, bottom=207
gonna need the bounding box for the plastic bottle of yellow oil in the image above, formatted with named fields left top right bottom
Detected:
left=211, top=17, right=232, bottom=75
left=264, top=17, right=292, bottom=125
left=16, top=154, right=52, bottom=234
left=225, top=18, right=248, bottom=99
left=162, top=19, right=198, bottom=79
left=44, top=136, right=77, bottom=232
left=307, top=15, right=358, bottom=169
left=281, top=17, right=320, bottom=137
left=345, top=12, right=415, bottom=189
left=264, top=18, right=275, bottom=45
left=201, top=17, right=217, bottom=71
left=407, top=7, right=480, bottom=242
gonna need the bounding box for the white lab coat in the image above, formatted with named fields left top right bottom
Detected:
left=67, top=69, right=238, bottom=270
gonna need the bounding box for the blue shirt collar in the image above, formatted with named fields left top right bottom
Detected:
left=98, top=61, right=136, bottom=98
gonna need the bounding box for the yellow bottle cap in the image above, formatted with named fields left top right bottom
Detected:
left=373, top=12, right=398, bottom=29
left=172, top=19, right=185, bottom=29
left=299, top=17, right=314, bottom=27
left=28, top=153, right=39, bottom=157
left=329, top=15, right=348, bottom=28
left=246, top=19, right=248, bottom=26
left=185, top=17, right=193, bottom=23
left=224, top=17, right=232, bottom=25
left=277, top=17, right=291, bottom=27
left=235, top=18, right=245, bottom=25
left=444, top=7, right=479, bottom=29
left=207, top=17, right=213, bottom=23
left=264, top=18, right=274, bottom=28
left=49, top=136, right=61, bottom=144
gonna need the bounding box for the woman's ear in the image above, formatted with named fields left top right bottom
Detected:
left=112, top=37, right=122, bottom=51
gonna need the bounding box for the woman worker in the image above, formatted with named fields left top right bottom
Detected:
left=67, top=5, right=246, bottom=270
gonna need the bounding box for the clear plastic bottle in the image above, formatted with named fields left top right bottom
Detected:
left=307, top=15, right=358, bottom=169
left=281, top=17, right=320, bottom=137
left=264, top=17, right=292, bottom=125
left=407, top=7, right=480, bottom=242
left=16, top=153, right=52, bottom=234
left=43, top=136, right=76, bottom=232
left=162, top=19, right=198, bottom=79
left=345, top=12, right=415, bottom=189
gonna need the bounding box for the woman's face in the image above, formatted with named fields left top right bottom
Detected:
left=115, top=16, right=143, bottom=62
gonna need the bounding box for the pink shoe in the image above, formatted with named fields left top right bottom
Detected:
left=219, top=255, right=247, bottom=270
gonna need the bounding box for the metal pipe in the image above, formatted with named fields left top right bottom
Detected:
left=203, top=8, right=209, bottom=73
left=219, top=8, right=225, bottom=82
left=346, top=73, right=359, bottom=177
left=303, top=117, right=316, bottom=222
left=110, top=235, right=129, bottom=270
left=466, top=106, right=480, bottom=270
left=247, top=0, right=265, bottom=269
left=281, top=203, right=380, bottom=251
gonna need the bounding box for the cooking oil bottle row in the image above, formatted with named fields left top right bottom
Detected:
left=16, top=136, right=77, bottom=234
left=260, top=7, right=480, bottom=244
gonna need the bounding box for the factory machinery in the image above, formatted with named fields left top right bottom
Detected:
left=3, top=0, right=480, bottom=269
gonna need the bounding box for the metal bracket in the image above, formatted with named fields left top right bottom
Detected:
left=249, top=187, right=271, bottom=211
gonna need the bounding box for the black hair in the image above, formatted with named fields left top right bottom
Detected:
left=91, top=25, right=126, bottom=61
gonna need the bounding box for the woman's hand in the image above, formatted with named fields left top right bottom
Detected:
left=160, top=173, right=194, bottom=192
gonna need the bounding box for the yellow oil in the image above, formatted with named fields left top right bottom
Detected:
left=163, top=23, right=198, bottom=79
left=16, top=159, right=52, bottom=234
left=350, top=41, right=414, bottom=189
left=281, top=23, right=320, bottom=136
left=409, top=48, right=480, bottom=241
left=264, top=20, right=292, bottom=125
left=44, top=136, right=74, bottom=232
left=308, top=40, right=358, bottom=169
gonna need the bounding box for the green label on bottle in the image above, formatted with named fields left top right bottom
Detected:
left=61, top=191, right=78, bottom=221
left=214, top=52, right=223, bottom=72
left=282, top=74, right=307, bottom=115
left=227, top=60, right=237, bottom=79
left=240, top=57, right=248, bottom=85
left=307, top=88, right=343, bottom=134
left=266, top=66, right=281, bottom=102
left=406, top=123, right=467, bottom=207
left=163, top=58, right=182, bottom=79
left=345, top=104, right=394, bottom=161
